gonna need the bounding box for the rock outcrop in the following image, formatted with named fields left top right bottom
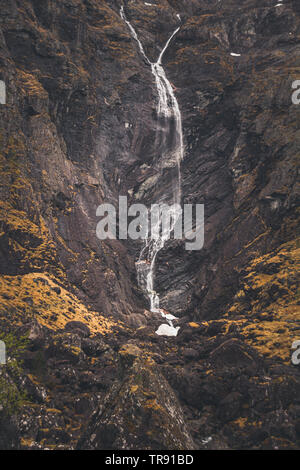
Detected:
left=78, top=343, right=195, bottom=450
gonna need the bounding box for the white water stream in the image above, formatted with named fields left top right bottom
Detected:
left=120, top=6, right=183, bottom=336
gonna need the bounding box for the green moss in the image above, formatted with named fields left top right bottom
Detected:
left=0, top=331, right=29, bottom=416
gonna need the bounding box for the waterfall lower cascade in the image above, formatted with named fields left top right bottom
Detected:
left=120, top=7, right=184, bottom=337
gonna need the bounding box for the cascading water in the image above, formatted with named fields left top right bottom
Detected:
left=120, top=6, right=184, bottom=336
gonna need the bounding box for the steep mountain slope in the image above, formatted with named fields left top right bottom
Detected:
left=0, top=0, right=299, bottom=450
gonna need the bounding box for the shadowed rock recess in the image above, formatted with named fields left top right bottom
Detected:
left=0, top=0, right=299, bottom=450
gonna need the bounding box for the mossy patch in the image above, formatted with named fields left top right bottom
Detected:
left=0, top=272, right=119, bottom=335
left=224, top=238, right=300, bottom=363
left=0, top=331, right=29, bottom=416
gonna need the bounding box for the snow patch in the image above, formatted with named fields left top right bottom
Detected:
left=155, top=324, right=180, bottom=337
left=202, top=436, right=212, bottom=445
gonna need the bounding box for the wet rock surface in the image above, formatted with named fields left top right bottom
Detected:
left=0, top=0, right=299, bottom=450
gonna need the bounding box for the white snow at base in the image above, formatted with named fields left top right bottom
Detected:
left=155, top=324, right=180, bottom=337
left=202, top=436, right=212, bottom=445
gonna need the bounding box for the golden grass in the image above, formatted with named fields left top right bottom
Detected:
left=0, top=272, right=119, bottom=335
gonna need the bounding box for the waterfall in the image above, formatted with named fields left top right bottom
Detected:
left=120, top=6, right=184, bottom=336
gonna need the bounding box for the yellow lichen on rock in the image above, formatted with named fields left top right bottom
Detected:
left=225, top=238, right=300, bottom=363
left=0, top=272, right=119, bottom=335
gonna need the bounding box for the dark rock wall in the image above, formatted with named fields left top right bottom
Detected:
left=153, top=0, right=300, bottom=318
left=0, top=0, right=154, bottom=322
left=1, top=0, right=299, bottom=320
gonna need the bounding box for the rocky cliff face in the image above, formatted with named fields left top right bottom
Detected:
left=0, top=0, right=299, bottom=450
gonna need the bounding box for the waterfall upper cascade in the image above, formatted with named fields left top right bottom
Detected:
left=120, top=6, right=184, bottom=336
